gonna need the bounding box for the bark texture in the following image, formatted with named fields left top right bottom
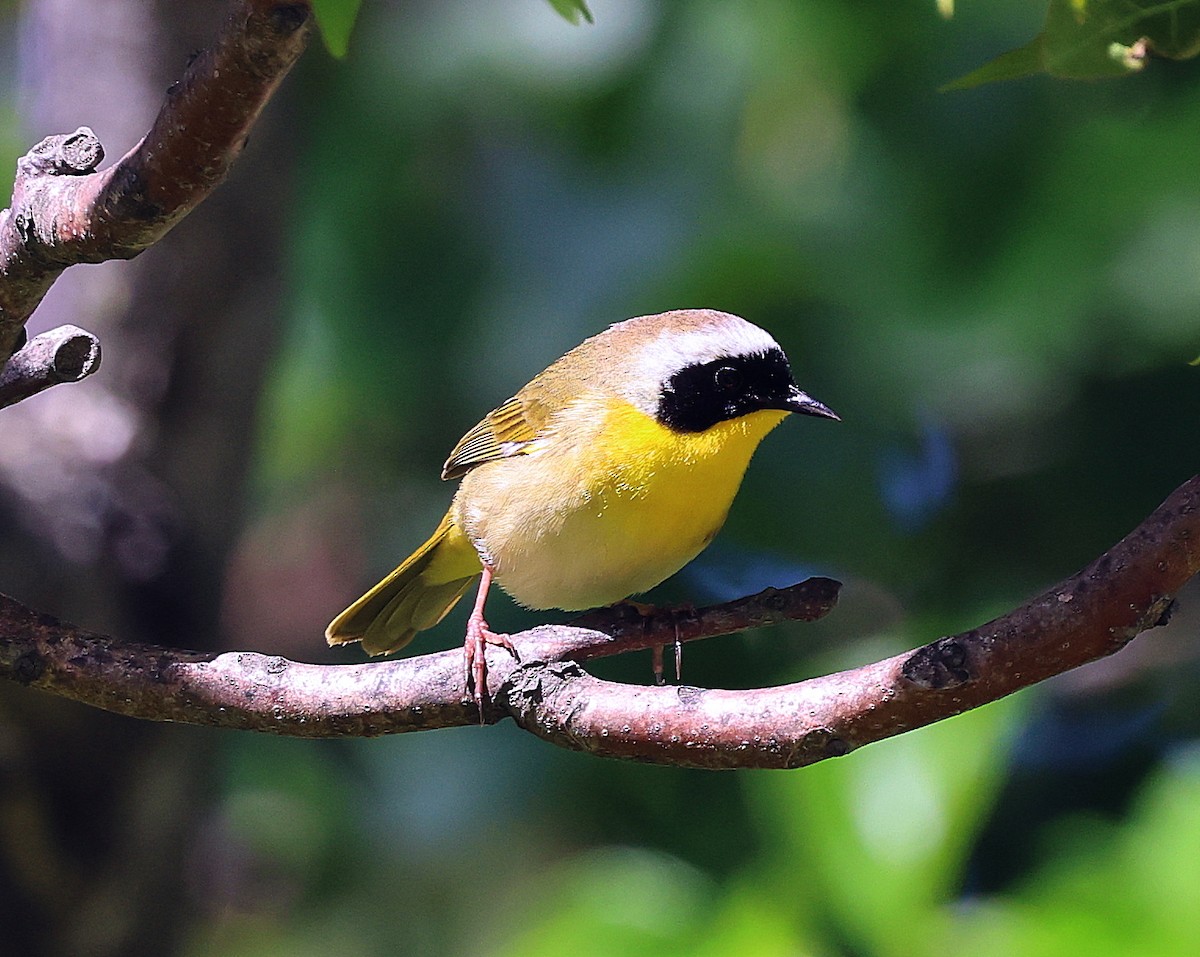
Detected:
left=1, top=474, right=1195, bottom=770
left=0, top=3, right=309, bottom=954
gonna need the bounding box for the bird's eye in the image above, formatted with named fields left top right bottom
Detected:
left=714, top=364, right=741, bottom=391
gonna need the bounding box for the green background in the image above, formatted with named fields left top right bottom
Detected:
left=9, top=1, right=1200, bottom=954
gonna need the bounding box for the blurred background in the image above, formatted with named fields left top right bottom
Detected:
left=1, top=0, right=1199, bottom=954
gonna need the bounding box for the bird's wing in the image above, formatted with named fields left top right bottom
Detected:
left=441, top=394, right=553, bottom=480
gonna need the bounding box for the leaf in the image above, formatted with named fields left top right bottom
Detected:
left=945, top=0, right=1200, bottom=88
left=312, top=0, right=363, bottom=58
left=1131, top=0, right=1200, bottom=59
left=545, top=0, right=594, bottom=26
left=942, top=36, right=1047, bottom=90
left=1190, top=354, right=1200, bottom=366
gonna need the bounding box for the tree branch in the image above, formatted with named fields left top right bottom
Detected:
left=0, top=324, right=101, bottom=409
left=0, top=578, right=841, bottom=736
left=1, top=476, right=1196, bottom=768
left=0, top=0, right=312, bottom=359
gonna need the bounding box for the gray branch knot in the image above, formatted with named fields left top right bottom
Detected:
left=18, top=127, right=105, bottom=177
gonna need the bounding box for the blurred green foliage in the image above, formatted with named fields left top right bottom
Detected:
left=6, top=0, right=1199, bottom=953
left=546, top=0, right=594, bottom=27
left=311, top=0, right=363, bottom=57
left=948, top=0, right=1200, bottom=88
left=201, top=2, right=1200, bottom=953
left=0, top=20, right=19, bottom=199
left=218, top=1, right=1200, bottom=954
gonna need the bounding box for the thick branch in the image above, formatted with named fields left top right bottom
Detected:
left=0, top=0, right=312, bottom=358
left=0, top=324, right=100, bottom=409
left=0, top=476, right=1195, bottom=769
left=0, top=578, right=841, bottom=736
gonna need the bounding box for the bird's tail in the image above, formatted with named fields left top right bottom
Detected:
left=325, top=511, right=481, bottom=656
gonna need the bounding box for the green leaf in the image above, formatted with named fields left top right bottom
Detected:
left=945, top=0, right=1200, bottom=88
left=1189, top=354, right=1200, bottom=366
left=545, top=0, right=594, bottom=26
left=942, top=36, right=1046, bottom=90
left=1038, top=0, right=1152, bottom=79
left=312, top=0, right=363, bottom=58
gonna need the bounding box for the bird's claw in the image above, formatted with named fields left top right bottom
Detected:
left=464, top=614, right=517, bottom=720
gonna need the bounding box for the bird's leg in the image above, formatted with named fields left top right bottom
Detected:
left=618, top=601, right=666, bottom=685
left=464, top=564, right=517, bottom=717
left=602, top=599, right=684, bottom=685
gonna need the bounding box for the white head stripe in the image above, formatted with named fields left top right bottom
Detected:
left=613, top=310, right=784, bottom=416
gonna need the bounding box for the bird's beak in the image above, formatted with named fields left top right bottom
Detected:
left=782, top=385, right=840, bottom=421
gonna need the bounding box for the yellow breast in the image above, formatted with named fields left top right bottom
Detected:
left=453, top=398, right=787, bottom=611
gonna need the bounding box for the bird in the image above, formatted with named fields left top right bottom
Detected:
left=326, top=308, right=839, bottom=708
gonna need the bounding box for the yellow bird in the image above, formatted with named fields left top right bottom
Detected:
left=326, top=309, right=838, bottom=703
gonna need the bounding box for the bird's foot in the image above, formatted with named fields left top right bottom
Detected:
left=464, top=613, right=518, bottom=719
left=615, top=599, right=656, bottom=619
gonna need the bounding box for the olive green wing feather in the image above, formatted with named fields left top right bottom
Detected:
left=441, top=394, right=554, bottom=480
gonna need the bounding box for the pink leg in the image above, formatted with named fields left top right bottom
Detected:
left=464, top=564, right=517, bottom=715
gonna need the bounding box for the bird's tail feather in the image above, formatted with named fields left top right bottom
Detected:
left=325, top=512, right=480, bottom=656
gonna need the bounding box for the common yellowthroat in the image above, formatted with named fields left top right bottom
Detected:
left=326, top=309, right=838, bottom=703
